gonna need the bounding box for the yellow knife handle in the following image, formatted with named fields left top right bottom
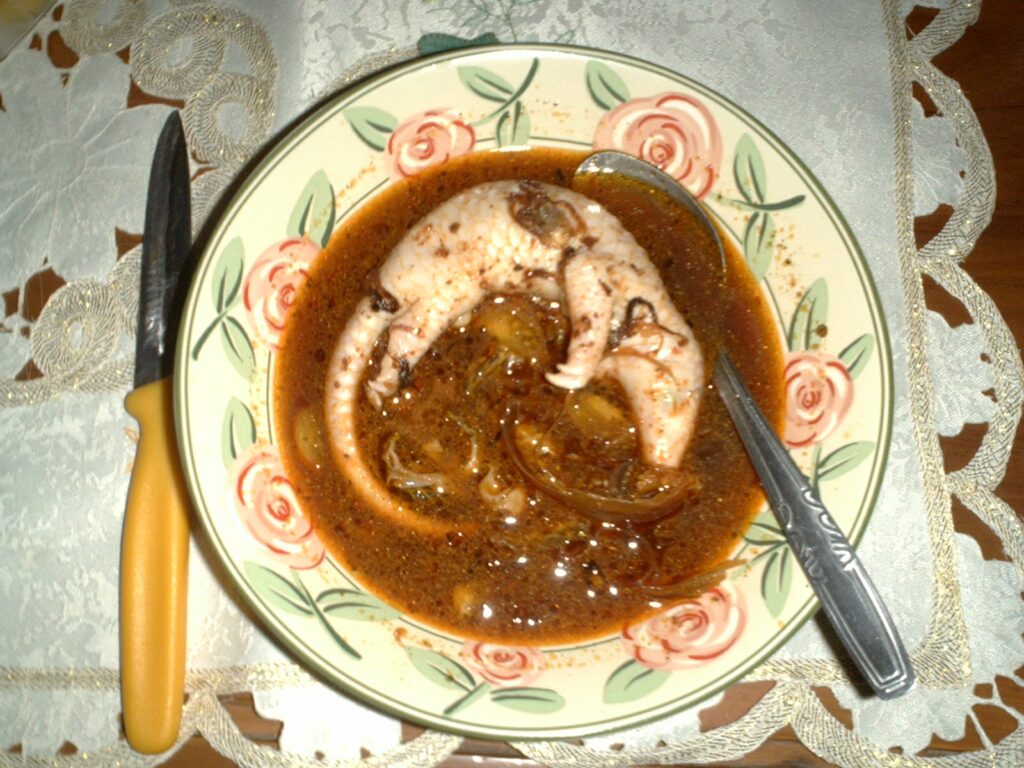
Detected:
left=121, top=377, right=190, bottom=754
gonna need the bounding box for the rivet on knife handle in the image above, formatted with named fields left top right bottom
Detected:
left=121, top=378, right=189, bottom=753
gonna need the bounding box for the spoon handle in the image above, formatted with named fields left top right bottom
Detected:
left=714, top=353, right=914, bottom=699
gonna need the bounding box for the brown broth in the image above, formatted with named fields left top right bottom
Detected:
left=275, top=148, right=784, bottom=645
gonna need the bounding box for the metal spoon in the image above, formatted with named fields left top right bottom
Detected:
left=574, top=150, right=915, bottom=699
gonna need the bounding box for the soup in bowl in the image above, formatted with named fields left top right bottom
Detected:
left=273, top=147, right=783, bottom=645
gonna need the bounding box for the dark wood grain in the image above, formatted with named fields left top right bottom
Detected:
left=161, top=4, right=1024, bottom=765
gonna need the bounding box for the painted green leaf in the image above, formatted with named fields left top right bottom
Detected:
left=458, top=66, right=514, bottom=102
left=733, top=134, right=767, bottom=204
left=191, top=316, right=219, bottom=360
left=742, top=211, right=775, bottom=281
left=221, top=397, right=256, bottom=468
left=817, top=441, right=875, bottom=483
left=406, top=647, right=475, bottom=691
left=585, top=61, right=629, bottom=110
left=417, top=32, right=500, bottom=56
left=744, top=521, right=786, bottom=547
left=788, top=278, right=829, bottom=351
left=495, top=101, right=531, bottom=147
left=490, top=687, right=565, bottom=714
left=220, top=315, right=256, bottom=379
left=317, top=588, right=401, bottom=622
left=839, top=334, right=875, bottom=379
left=211, top=237, right=244, bottom=313
left=343, top=106, right=398, bottom=152
left=287, top=170, right=336, bottom=248
left=603, top=659, right=671, bottom=704
left=444, top=682, right=491, bottom=715
left=243, top=562, right=313, bottom=616
left=761, top=549, right=792, bottom=618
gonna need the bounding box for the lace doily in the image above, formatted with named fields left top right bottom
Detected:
left=1, top=1, right=1020, bottom=765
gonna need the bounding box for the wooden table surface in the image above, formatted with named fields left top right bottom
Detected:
left=162, top=5, right=1024, bottom=766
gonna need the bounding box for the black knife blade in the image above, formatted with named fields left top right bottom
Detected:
left=135, top=110, right=191, bottom=388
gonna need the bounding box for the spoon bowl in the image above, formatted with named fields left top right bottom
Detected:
left=573, top=150, right=916, bottom=700
left=576, top=150, right=728, bottom=273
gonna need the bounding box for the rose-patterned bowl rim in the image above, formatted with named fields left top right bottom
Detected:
left=174, top=43, right=892, bottom=740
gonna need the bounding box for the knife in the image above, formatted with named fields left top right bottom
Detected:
left=120, top=110, right=192, bottom=754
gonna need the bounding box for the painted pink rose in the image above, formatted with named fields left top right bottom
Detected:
left=461, top=642, right=545, bottom=687
left=243, top=237, right=321, bottom=348
left=231, top=445, right=324, bottom=569
left=783, top=351, right=854, bottom=448
left=385, top=109, right=475, bottom=180
left=622, top=582, right=745, bottom=670
left=593, top=92, right=723, bottom=199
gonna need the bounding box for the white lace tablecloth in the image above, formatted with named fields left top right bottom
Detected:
left=1, top=1, right=1022, bottom=765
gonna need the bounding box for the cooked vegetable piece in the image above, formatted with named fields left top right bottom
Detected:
left=294, top=406, right=327, bottom=466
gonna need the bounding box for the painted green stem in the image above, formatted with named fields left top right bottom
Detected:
left=294, top=571, right=362, bottom=660
left=471, top=58, right=540, bottom=126
left=749, top=542, right=786, bottom=565
left=712, top=192, right=806, bottom=212
left=191, top=295, right=241, bottom=360
left=327, top=557, right=353, bottom=583
left=444, top=681, right=491, bottom=715
left=191, top=312, right=227, bottom=360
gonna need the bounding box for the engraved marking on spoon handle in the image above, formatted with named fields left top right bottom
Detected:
left=714, top=353, right=914, bottom=699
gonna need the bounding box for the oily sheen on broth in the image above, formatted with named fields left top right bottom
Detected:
left=274, top=148, right=783, bottom=645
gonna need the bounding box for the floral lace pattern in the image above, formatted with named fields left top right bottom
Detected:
left=1, top=0, right=1020, bottom=766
